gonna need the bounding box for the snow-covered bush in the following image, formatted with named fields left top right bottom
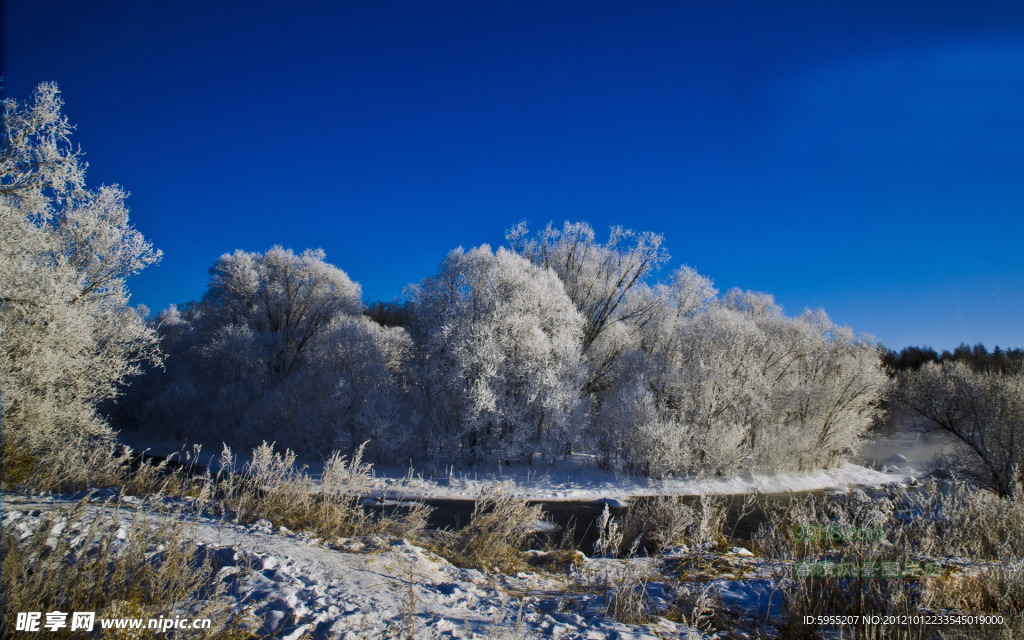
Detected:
left=618, top=495, right=725, bottom=556
left=0, top=83, right=161, bottom=487
left=593, top=504, right=624, bottom=559
left=409, top=245, right=585, bottom=464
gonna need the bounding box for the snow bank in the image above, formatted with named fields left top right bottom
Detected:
left=368, top=456, right=914, bottom=503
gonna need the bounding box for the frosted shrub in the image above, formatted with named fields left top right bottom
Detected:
left=8, top=433, right=128, bottom=492
left=605, top=561, right=656, bottom=625
left=902, top=475, right=1024, bottom=560
left=615, top=495, right=726, bottom=557
left=593, top=505, right=624, bottom=558
left=440, top=481, right=546, bottom=572
left=907, top=477, right=1024, bottom=628
left=216, top=442, right=431, bottom=540
left=317, top=316, right=419, bottom=461
left=619, top=496, right=697, bottom=554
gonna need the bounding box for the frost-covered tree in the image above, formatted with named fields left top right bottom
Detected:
left=897, top=362, right=1023, bottom=497
left=598, top=297, right=768, bottom=475
left=508, top=221, right=669, bottom=393
left=409, top=245, right=584, bottom=463
left=590, top=266, right=722, bottom=472
left=593, top=280, right=884, bottom=475
left=308, top=314, right=417, bottom=461
left=121, top=247, right=416, bottom=456
left=759, top=306, right=886, bottom=470
left=197, top=247, right=371, bottom=448
left=0, top=83, right=161, bottom=483
left=202, top=246, right=363, bottom=377
left=507, top=220, right=676, bottom=468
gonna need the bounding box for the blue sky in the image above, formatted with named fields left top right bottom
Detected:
left=4, top=1, right=1024, bottom=351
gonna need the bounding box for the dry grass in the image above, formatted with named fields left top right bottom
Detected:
left=755, top=480, right=1024, bottom=639
left=596, top=495, right=727, bottom=557
left=1, top=497, right=255, bottom=639
left=667, top=581, right=723, bottom=634
left=2, top=439, right=439, bottom=639
left=757, top=505, right=925, bottom=639
left=431, top=481, right=546, bottom=573
left=605, top=563, right=655, bottom=625
left=6, top=436, right=435, bottom=545
left=12, top=427, right=1023, bottom=639
left=2, top=432, right=214, bottom=501
left=213, top=441, right=433, bottom=542
left=1, top=433, right=127, bottom=493
left=901, top=475, right=1024, bottom=560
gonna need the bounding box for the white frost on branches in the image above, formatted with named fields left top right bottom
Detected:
left=0, top=83, right=161, bottom=468
left=410, top=245, right=585, bottom=463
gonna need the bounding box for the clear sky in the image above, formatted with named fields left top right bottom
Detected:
left=4, top=1, right=1023, bottom=351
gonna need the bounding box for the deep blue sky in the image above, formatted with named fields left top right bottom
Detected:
left=4, top=1, right=1024, bottom=351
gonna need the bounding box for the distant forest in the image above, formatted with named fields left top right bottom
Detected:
left=883, top=343, right=1024, bottom=374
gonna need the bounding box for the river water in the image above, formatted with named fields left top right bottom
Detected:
left=369, top=484, right=914, bottom=555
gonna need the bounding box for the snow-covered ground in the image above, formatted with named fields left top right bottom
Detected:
left=367, top=458, right=915, bottom=503
left=119, top=433, right=933, bottom=504
left=367, top=430, right=951, bottom=503
left=0, top=432, right=988, bottom=639
left=3, top=492, right=718, bottom=639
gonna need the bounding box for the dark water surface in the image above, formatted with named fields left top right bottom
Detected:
left=130, top=447, right=920, bottom=554
left=369, top=488, right=906, bottom=554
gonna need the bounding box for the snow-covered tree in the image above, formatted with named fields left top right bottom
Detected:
left=598, top=302, right=767, bottom=475
left=308, top=314, right=417, bottom=461
left=508, top=221, right=669, bottom=391
left=202, top=246, right=363, bottom=377
left=409, top=245, right=585, bottom=463
left=590, top=266, right=722, bottom=473
left=897, top=362, right=1023, bottom=497
left=123, top=247, right=409, bottom=454
left=0, top=83, right=161, bottom=483
left=759, top=306, right=886, bottom=470
left=592, top=278, right=884, bottom=476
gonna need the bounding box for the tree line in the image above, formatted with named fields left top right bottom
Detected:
left=110, top=223, right=888, bottom=476
left=883, top=343, right=1024, bottom=374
